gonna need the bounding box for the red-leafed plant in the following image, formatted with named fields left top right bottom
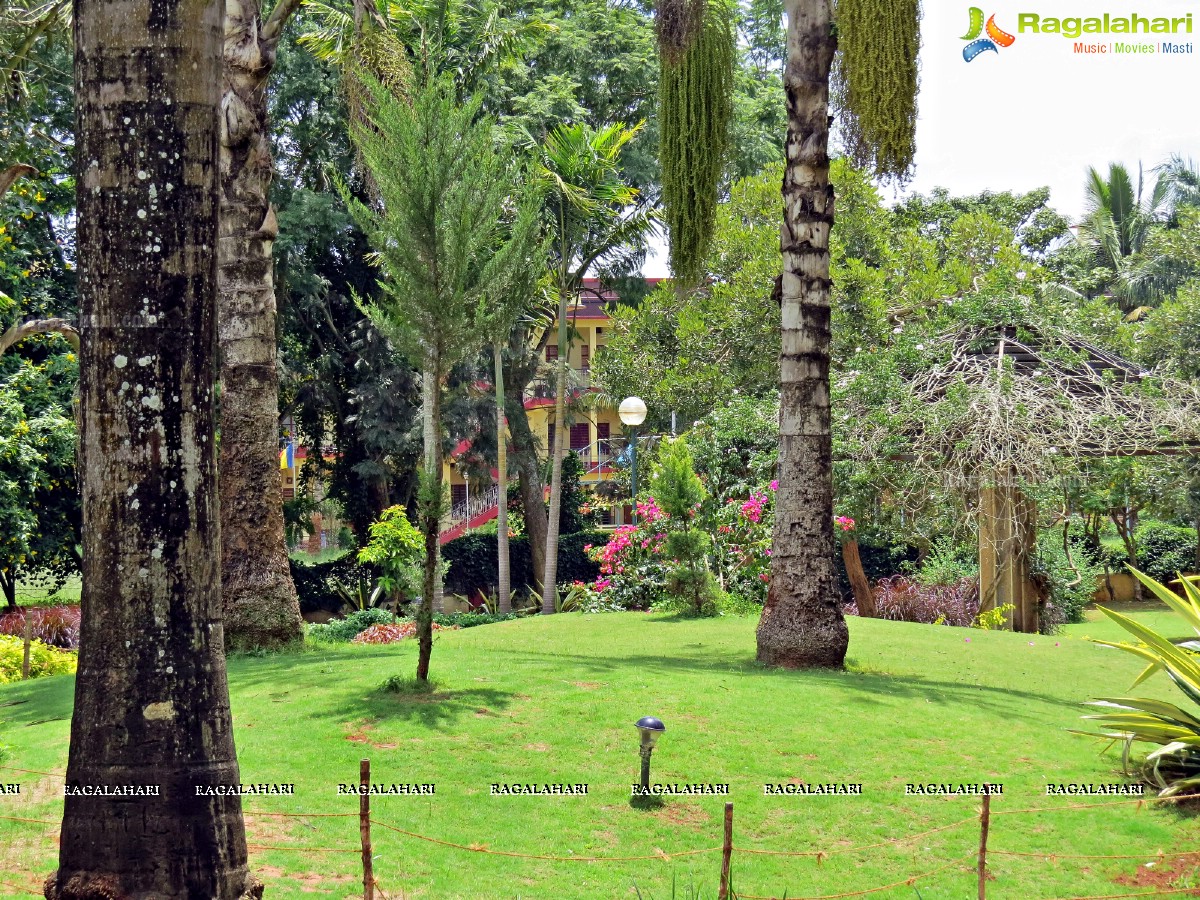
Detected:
left=0, top=605, right=81, bottom=649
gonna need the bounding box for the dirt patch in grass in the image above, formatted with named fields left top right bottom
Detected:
left=653, top=802, right=711, bottom=830
left=524, top=743, right=550, bottom=752
left=570, top=681, right=606, bottom=689
left=1113, top=852, right=1200, bottom=895
left=342, top=721, right=399, bottom=750
left=244, top=814, right=300, bottom=845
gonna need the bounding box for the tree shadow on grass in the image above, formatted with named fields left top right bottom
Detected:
left=491, top=646, right=1077, bottom=720
left=354, top=684, right=516, bottom=731
left=0, top=674, right=74, bottom=727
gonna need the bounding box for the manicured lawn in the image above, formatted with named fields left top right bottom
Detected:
left=3, top=608, right=1200, bottom=898
left=12, top=576, right=80, bottom=606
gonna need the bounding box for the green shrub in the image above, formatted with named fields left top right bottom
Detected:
left=290, top=553, right=382, bottom=614
left=0, top=634, right=77, bottom=684
left=1033, top=529, right=1103, bottom=631
left=441, top=530, right=605, bottom=599
left=306, top=608, right=396, bottom=643
left=1133, top=521, right=1198, bottom=583
left=432, top=611, right=519, bottom=628
left=908, top=537, right=978, bottom=586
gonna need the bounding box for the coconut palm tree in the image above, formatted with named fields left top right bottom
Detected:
left=535, top=121, right=656, bottom=614
left=1077, top=162, right=1170, bottom=311
left=754, top=0, right=849, bottom=668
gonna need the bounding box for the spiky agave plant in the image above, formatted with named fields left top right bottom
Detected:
left=1078, top=567, right=1200, bottom=797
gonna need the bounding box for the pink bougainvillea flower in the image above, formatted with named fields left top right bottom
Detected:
left=769, top=479, right=778, bottom=491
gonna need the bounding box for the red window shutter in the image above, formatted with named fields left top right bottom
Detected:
left=546, top=344, right=558, bottom=360
left=580, top=344, right=590, bottom=367
left=547, top=424, right=556, bottom=452
left=570, top=423, right=589, bottom=449
left=597, top=422, right=610, bottom=439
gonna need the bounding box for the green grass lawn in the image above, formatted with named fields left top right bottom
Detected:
left=3, top=608, right=1200, bottom=898
left=12, top=576, right=80, bottom=606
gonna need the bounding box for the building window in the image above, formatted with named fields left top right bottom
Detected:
left=570, top=423, right=590, bottom=450
left=547, top=423, right=555, bottom=453
left=546, top=344, right=558, bottom=360
left=580, top=344, right=590, bottom=368
left=451, top=484, right=466, bottom=507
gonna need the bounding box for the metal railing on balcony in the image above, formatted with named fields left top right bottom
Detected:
left=443, top=483, right=501, bottom=532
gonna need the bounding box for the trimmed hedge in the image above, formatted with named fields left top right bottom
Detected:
left=442, top=530, right=607, bottom=602
left=1133, top=521, right=1198, bottom=583
left=289, top=553, right=381, bottom=614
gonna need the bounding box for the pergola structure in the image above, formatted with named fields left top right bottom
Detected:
left=893, top=324, right=1200, bottom=632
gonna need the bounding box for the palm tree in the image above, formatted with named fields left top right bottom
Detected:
left=479, top=271, right=551, bottom=613
left=1077, top=162, right=1169, bottom=311
left=217, top=0, right=307, bottom=651
left=754, top=0, right=849, bottom=668
left=344, top=75, right=539, bottom=680
left=1158, top=154, right=1200, bottom=213
left=50, top=1, right=255, bottom=895
left=535, top=121, right=656, bottom=614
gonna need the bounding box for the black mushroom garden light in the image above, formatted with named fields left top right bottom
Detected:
left=634, top=715, right=666, bottom=791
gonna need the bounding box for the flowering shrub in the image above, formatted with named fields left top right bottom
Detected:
left=561, top=581, right=626, bottom=614
left=352, top=621, right=458, bottom=644
left=0, top=605, right=80, bottom=649
left=844, top=575, right=980, bottom=627
left=0, top=634, right=77, bottom=684
left=708, top=481, right=775, bottom=605
left=585, top=499, right=672, bottom=609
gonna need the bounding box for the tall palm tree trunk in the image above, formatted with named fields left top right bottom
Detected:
left=52, top=2, right=258, bottom=896
left=506, top=380, right=547, bottom=595
left=541, top=296, right=570, bottom=613
left=217, top=0, right=304, bottom=651
left=756, top=0, right=848, bottom=669
left=417, top=364, right=442, bottom=681
left=493, top=342, right=511, bottom=612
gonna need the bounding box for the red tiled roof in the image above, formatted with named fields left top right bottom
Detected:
left=571, top=277, right=663, bottom=320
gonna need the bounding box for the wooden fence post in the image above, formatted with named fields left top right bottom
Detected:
left=718, top=801, right=733, bottom=900
left=21, top=613, right=31, bottom=680
left=360, top=758, right=374, bottom=900
left=977, top=792, right=991, bottom=900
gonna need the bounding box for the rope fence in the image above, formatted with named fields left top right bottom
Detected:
left=3, top=761, right=1200, bottom=899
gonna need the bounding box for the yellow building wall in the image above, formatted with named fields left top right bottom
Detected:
left=443, top=316, right=627, bottom=515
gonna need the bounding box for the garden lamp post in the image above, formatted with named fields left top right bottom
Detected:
left=634, top=715, right=665, bottom=792
left=619, top=396, right=647, bottom=523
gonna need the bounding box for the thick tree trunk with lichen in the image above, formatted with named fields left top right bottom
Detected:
left=217, top=0, right=304, bottom=651
left=756, top=0, right=848, bottom=669
left=49, top=3, right=259, bottom=897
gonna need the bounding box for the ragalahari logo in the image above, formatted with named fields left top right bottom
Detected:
left=961, top=7, right=1016, bottom=60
